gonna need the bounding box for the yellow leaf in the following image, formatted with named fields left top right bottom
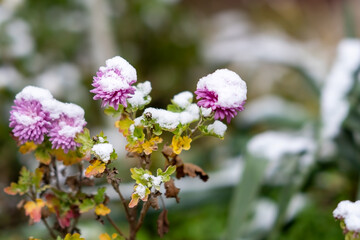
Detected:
left=99, top=233, right=111, bottom=240
left=85, top=160, right=106, bottom=178
left=19, top=142, right=37, bottom=154
left=125, top=141, right=143, bottom=154
left=142, top=137, right=163, bottom=155
left=24, top=199, right=45, bottom=223
left=111, top=234, right=118, bottom=239
left=115, top=116, right=134, bottom=137
left=64, top=233, right=85, bottom=240
left=28, top=237, right=41, bottom=240
left=95, top=204, right=111, bottom=216
left=171, top=136, right=192, bottom=155
left=52, top=149, right=83, bottom=166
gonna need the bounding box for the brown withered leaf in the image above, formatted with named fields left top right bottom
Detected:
left=164, top=179, right=180, bottom=203
left=157, top=209, right=169, bottom=238
left=149, top=195, right=160, bottom=210
left=106, top=168, right=120, bottom=185
left=177, top=163, right=209, bottom=182
left=162, top=145, right=175, bottom=159
left=39, top=163, right=50, bottom=184
left=81, top=177, right=95, bottom=187
left=65, top=176, right=78, bottom=191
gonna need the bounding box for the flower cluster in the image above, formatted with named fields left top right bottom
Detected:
left=195, top=69, right=247, bottom=123
left=9, top=86, right=86, bottom=152
left=91, top=56, right=137, bottom=110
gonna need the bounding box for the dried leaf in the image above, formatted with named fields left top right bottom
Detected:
left=19, top=142, right=37, bottom=154
left=95, top=204, right=111, bottom=216
left=24, top=199, right=45, bottom=223
left=157, top=209, right=169, bottom=238
left=65, top=176, right=79, bottom=191
left=177, top=163, right=209, bottom=182
left=149, top=195, right=160, bottom=210
left=85, top=160, right=106, bottom=178
left=164, top=179, right=180, bottom=203
left=81, top=177, right=95, bottom=187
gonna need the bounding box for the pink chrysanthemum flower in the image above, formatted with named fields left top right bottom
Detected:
left=195, top=69, right=247, bottom=123
left=90, top=56, right=137, bottom=110
left=46, top=101, right=86, bottom=153
left=9, top=86, right=53, bottom=144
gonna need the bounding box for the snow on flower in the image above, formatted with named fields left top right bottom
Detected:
left=90, top=56, right=137, bottom=110
left=333, top=200, right=360, bottom=232
left=92, top=143, right=114, bottom=162
left=195, top=69, right=247, bottom=123
left=9, top=86, right=53, bottom=144
left=47, top=101, right=86, bottom=153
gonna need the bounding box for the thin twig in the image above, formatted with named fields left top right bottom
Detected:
left=106, top=214, right=127, bottom=239
left=42, top=217, right=57, bottom=239
left=135, top=201, right=151, bottom=232
left=112, top=182, right=131, bottom=222
left=51, top=156, right=61, bottom=190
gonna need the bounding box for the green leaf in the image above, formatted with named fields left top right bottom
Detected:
left=130, top=168, right=152, bottom=186
left=94, top=187, right=106, bottom=204
left=133, top=126, right=145, bottom=141
left=167, top=104, right=182, bottom=112
left=110, top=150, right=118, bottom=161
left=79, top=198, right=95, bottom=213
left=75, top=128, right=93, bottom=155
left=34, top=147, right=51, bottom=165
left=153, top=124, right=163, bottom=136
left=104, top=106, right=123, bottom=117
left=158, top=166, right=176, bottom=182
left=32, top=168, right=43, bottom=190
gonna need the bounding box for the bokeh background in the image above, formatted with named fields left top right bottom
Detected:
left=1, top=0, right=360, bottom=239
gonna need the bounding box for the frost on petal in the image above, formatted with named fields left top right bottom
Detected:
left=48, top=103, right=86, bottom=153
left=90, top=56, right=137, bottom=110
left=195, top=69, right=247, bottom=123
left=10, top=86, right=53, bottom=144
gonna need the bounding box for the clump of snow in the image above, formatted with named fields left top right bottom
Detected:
left=197, top=69, right=247, bottom=108
left=135, top=184, right=147, bottom=199
left=321, top=39, right=360, bottom=141
left=143, top=104, right=199, bottom=130
left=200, top=107, right=212, bottom=117
left=92, top=143, right=114, bottom=162
left=172, top=91, right=193, bottom=108
left=12, top=112, right=41, bottom=126
left=334, top=200, right=360, bottom=232
left=99, top=137, right=105, bottom=143
left=127, top=81, right=152, bottom=107
left=16, top=86, right=53, bottom=102
left=208, top=120, right=227, bottom=137
left=58, top=123, right=83, bottom=138
left=99, top=56, right=137, bottom=90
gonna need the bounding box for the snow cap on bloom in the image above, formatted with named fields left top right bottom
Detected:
left=9, top=86, right=53, bottom=144
left=47, top=101, right=86, bottom=153
left=195, top=69, right=247, bottom=123
left=90, top=56, right=137, bottom=110
left=92, top=143, right=114, bottom=162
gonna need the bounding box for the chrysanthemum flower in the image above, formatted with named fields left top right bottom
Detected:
left=90, top=56, right=137, bottom=110
left=195, top=69, right=247, bottom=123
left=9, top=86, right=53, bottom=144
left=47, top=101, right=86, bottom=153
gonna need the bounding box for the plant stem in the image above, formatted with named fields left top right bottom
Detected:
left=106, top=215, right=127, bottom=239
left=135, top=201, right=151, bottom=232
left=51, top=156, right=61, bottom=190
left=42, top=217, right=57, bottom=239
left=112, top=182, right=131, bottom=223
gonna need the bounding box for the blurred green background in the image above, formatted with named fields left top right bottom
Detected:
left=1, top=0, right=360, bottom=239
